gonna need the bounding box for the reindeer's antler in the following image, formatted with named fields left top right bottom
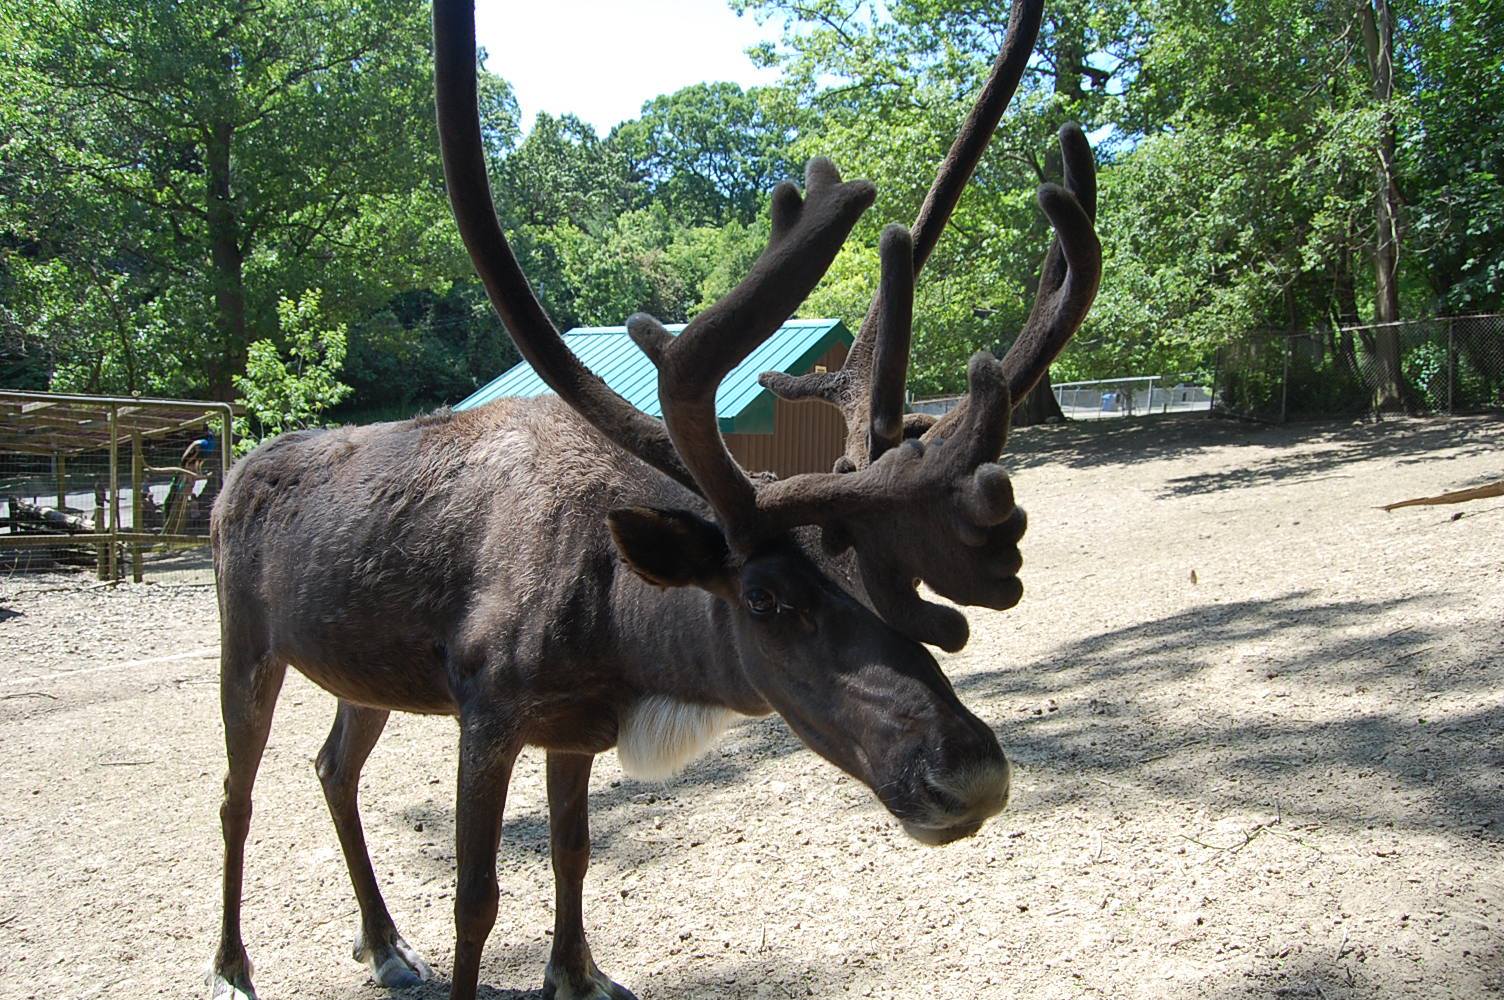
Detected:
left=437, top=0, right=1100, bottom=654
left=945, top=122, right=1100, bottom=424
left=434, top=0, right=699, bottom=494
left=437, top=0, right=874, bottom=516
left=627, top=125, right=1097, bottom=653
left=754, top=126, right=1101, bottom=652
left=438, top=0, right=873, bottom=543
left=760, top=0, right=1046, bottom=468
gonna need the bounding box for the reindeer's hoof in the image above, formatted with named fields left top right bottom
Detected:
left=354, top=929, right=434, bottom=988
left=544, top=961, right=638, bottom=1000
left=205, top=958, right=257, bottom=1000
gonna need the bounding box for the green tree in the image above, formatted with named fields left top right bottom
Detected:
left=336, top=281, right=519, bottom=422
left=1406, top=0, right=1504, bottom=313
left=233, top=289, right=352, bottom=449
left=1116, top=0, right=1428, bottom=407
left=0, top=0, right=492, bottom=400
left=613, top=83, right=804, bottom=226
left=6, top=0, right=1492, bottom=424
left=495, top=113, right=635, bottom=232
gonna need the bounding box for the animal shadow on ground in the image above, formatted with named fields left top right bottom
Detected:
left=398, top=715, right=810, bottom=879
left=1203, top=948, right=1503, bottom=999
left=392, top=955, right=819, bottom=1000
left=954, top=588, right=1504, bottom=841
left=405, top=986, right=529, bottom=1000
left=338, top=939, right=549, bottom=999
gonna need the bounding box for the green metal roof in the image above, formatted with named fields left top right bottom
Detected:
left=454, top=318, right=852, bottom=434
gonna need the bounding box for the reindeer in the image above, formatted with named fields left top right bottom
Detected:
left=205, top=1, right=1099, bottom=998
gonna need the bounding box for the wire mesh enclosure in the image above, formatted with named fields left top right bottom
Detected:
left=0, top=391, right=234, bottom=583
left=1212, top=314, right=1504, bottom=423
left=909, top=375, right=1213, bottom=423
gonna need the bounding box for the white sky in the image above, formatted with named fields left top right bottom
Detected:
left=475, top=1, right=786, bottom=136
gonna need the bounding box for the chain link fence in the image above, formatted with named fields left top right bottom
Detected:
left=1052, top=376, right=1214, bottom=420
left=1212, top=314, right=1504, bottom=423
left=1, top=392, right=232, bottom=584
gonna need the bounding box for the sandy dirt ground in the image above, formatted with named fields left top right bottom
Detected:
left=1, top=413, right=1501, bottom=1000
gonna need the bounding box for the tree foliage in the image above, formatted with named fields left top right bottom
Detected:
left=232, top=290, right=352, bottom=450
left=2, top=0, right=1498, bottom=423
left=614, top=83, right=804, bottom=226
left=0, top=0, right=476, bottom=398
left=1405, top=0, right=1504, bottom=312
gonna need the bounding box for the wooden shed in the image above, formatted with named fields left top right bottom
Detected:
left=454, top=319, right=853, bottom=477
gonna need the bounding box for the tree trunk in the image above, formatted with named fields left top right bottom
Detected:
left=1332, top=245, right=1362, bottom=379
left=1012, top=373, right=1065, bottom=425
left=1360, top=0, right=1413, bottom=413
left=206, top=119, right=247, bottom=402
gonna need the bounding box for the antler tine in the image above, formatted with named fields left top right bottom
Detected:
left=998, top=122, right=1101, bottom=404
left=629, top=158, right=876, bottom=546
left=866, top=224, right=915, bottom=462
left=1060, top=116, right=1098, bottom=220
left=758, top=367, right=849, bottom=404
left=433, top=0, right=697, bottom=494
left=921, top=122, right=1100, bottom=451
left=759, top=0, right=1046, bottom=466
left=907, top=0, right=1045, bottom=272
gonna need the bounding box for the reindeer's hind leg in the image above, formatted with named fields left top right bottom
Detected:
left=316, top=701, right=433, bottom=987
left=207, top=645, right=286, bottom=1000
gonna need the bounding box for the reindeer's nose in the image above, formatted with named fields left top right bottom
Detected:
left=900, top=751, right=1012, bottom=846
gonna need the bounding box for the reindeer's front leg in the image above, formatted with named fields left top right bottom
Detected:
left=450, top=714, right=521, bottom=1000
left=544, top=751, right=636, bottom=1000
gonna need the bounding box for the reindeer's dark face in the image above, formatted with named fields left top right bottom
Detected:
left=609, top=507, right=1011, bottom=846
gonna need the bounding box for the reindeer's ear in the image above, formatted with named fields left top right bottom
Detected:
left=608, top=507, right=731, bottom=592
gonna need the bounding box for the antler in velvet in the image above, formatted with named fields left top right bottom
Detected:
left=434, top=0, right=699, bottom=494
left=440, top=0, right=1101, bottom=654
left=755, top=128, right=1101, bottom=652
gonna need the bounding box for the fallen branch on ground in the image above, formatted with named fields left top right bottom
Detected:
left=1382, top=479, right=1504, bottom=511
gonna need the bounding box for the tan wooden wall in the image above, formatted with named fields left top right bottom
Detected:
left=726, top=343, right=849, bottom=477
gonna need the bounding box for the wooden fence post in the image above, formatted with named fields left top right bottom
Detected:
left=107, top=404, right=119, bottom=581
left=94, top=486, right=107, bottom=581
left=131, top=430, right=144, bottom=583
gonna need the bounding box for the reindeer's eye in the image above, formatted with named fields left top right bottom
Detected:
left=744, top=587, right=778, bottom=617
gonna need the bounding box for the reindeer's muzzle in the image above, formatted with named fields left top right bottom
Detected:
left=897, top=750, right=1012, bottom=845
left=868, top=708, right=1011, bottom=846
